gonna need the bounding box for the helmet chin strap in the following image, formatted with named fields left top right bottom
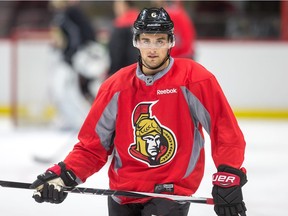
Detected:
left=138, top=50, right=171, bottom=71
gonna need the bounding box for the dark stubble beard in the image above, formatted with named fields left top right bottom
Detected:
left=141, top=54, right=170, bottom=71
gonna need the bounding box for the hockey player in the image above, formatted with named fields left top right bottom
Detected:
left=151, top=0, right=196, bottom=59
left=49, top=0, right=109, bottom=130
left=30, top=7, right=248, bottom=216
left=107, top=0, right=139, bottom=76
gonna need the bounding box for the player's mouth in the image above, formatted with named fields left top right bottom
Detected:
left=148, top=55, right=158, bottom=59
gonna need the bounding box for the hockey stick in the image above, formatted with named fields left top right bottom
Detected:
left=0, top=180, right=214, bottom=205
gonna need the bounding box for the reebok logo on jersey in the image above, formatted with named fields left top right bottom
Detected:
left=157, top=88, right=177, bottom=95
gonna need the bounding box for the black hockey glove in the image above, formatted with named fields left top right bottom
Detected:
left=212, top=165, right=247, bottom=216
left=30, top=162, right=78, bottom=204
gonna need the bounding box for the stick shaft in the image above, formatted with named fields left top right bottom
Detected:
left=0, top=180, right=214, bottom=204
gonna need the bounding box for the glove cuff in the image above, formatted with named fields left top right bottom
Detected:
left=47, top=162, right=78, bottom=187
left=216, top=164, right=248, bottom=186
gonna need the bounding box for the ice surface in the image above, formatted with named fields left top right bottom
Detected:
left=0, top=118, right=287, bottom=216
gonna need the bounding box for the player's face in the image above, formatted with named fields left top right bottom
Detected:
left=137, top=33, right=171, bottom=75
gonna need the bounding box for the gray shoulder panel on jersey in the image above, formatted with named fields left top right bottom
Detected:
left=181, top=86, right=211, bottom=178
left=113, top=146, right=122, bottom=174
left=95, top=92, right=120, bottom=151
left=180, top=86, right=211, bottom=134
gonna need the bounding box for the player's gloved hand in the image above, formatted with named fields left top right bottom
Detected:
left=212, top=165, right=247, bottom=216
left=30, top=162, right=78, bottom=204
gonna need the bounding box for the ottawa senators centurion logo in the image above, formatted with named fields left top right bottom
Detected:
left=128, top=101, right=177, bottom=167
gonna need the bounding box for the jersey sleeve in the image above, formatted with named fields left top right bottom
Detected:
left=188, top=67, right=246, bottom=169
left=63, top=87, right=119, bottom=182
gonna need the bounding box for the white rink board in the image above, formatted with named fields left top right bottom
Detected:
left=1, top=40, right=288, bottom=111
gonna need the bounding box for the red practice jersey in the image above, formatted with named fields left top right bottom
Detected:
left=64, top=58, right=246, bottom=204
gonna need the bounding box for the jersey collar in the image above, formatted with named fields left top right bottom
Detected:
left=136, top=57, right=174, bottom=86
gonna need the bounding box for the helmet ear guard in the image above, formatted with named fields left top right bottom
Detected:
left=132, top=33, right=139, bottom=48
left=169, top=34, right=175, bottom=47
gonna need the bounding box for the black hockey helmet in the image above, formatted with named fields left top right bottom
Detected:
left=133, top=7, right=175, bottom=47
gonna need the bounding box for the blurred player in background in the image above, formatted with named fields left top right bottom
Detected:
left=151, top=0, right=196, bottom=59
left=107, top=0, right=139, bottom=76
left=49, top=0, right=109, bottom=130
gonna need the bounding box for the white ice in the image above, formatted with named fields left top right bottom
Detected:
left=0, top=118, right=287, bottom=216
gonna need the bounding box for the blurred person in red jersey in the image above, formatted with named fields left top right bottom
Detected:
left=107, top=0, right=139, bottom=76
left=151, top=0, right=196, bottom=59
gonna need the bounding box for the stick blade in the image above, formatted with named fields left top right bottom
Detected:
left=32, top=155, right=55, bottom=164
